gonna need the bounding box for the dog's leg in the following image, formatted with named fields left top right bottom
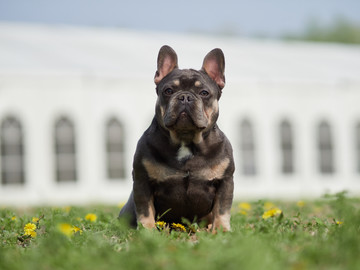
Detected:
left=211, top=176, right=234, bottom=232
left=133, top=181, right=156, bottom=229
left=119, top=191, right=137, bottom=228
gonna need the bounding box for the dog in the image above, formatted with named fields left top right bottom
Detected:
left=119, top=45, right=234, bottom=232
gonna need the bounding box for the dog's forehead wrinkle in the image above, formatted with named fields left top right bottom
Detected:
left=169, top=69, right=202, bottom=88
left=173, top=70, right=218, bottom=94
left=178, top=76, right=199, bottom=89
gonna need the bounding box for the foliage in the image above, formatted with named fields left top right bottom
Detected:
left=283, top=17, right=360, bottom=44
left=1, top=192, right=360, bottom=270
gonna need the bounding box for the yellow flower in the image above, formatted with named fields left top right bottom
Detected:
left=63, top=206, right=72, bottom=213
left=239, top=210, right=248, bottom=216
left=28, top=231, right=37, bottom=238
left=262, top=208, right=282, bottom=219
left=296, top=201, right=305, bottom=208
left=85, top=213, right=97, bottom=222
left=171, top=223, right=186, bottom=232
left=24, top=223, right=37, bottom=232
left=118, top=202, right=125, bottom=209
left=24, top=223, right=37, bottom=238
left=264, top=202, right=276, bottom=210
left=72, top=226, right=83, bottom=235
left=336, top=220, right=343, bottom=225
left=313, top=206, right=323, bottom=214
left=58, top=223, right=74, bottom=237
left=11, top=216, right=17, bottom=221
left=155, top=221, right=166, bottom=229
left=238, top=202, right=252, bottom=211
left=58, top=223, right=83, bottom=237
left=32, top=217, right=39, bottom=223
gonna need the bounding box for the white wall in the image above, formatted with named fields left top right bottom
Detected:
left=224, top=80, right=360, bottom=199
left=1, top=24, right=360, bottom=205
left=1, top=72, right=360, bottom=206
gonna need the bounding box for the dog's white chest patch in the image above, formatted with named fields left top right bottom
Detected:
left=177, top=143, right=192, bottom=161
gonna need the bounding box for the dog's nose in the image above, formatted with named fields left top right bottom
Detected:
left=178, top=93, right=193, bottom=104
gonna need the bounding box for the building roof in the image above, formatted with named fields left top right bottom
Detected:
left=0, top=22, right=360, bottom=85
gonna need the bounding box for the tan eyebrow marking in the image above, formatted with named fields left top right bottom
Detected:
left=173, top=79, right=180, bottom=86
left=195, top=81, right=202, bottom=87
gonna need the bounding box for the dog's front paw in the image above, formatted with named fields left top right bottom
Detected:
left=212, top=212, right=231, bottom=233
left=142, top=222, right=156, bottom=229
left=138, top=215, right=156, bottom=229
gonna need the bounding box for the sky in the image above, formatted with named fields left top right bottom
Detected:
left=0, top=0, right=360, bottom=37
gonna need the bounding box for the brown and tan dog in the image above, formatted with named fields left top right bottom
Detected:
left=119, top=45, right=234, bottom=232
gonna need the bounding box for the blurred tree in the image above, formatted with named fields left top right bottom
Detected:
left=283, top=17, right=360, bottom=44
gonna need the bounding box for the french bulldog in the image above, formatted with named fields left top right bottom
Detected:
left=119, top=45, right=234, bottom=232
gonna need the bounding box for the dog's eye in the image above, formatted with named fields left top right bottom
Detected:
left=164, top=88, right=174, bottom=96
left=199, top=90, right=209, bottom=97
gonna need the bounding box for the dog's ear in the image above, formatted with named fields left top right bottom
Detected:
left=154, top=45, right=178, bottom=85
left=202, top=48, right=225, bottom=90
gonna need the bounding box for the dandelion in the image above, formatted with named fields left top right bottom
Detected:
left=118, top=202, right=125, bottom=209
left=238, top=202, right=251, bottom=215
left=155, top=221, right=166, bottom=230
left=171, top=223, right=186, bottom=232
left=72, top=225, right=83, bottom=235
left=32, top=217, right=39, bottom=223
left=27, top=230, right=37, bottom=238
left=238, top=202, right=251, bottom=211
left=63, top=206, right=72, bottom=213
left=336, top=220, right=343, bottom=225
left=262, top=208, right=282, bottom=220
left=24, top=223, right=36, bottom=232
left=58, top=223, right=83, bottom=237
left=239, top=210, right=248, bottom=216
left=264, top=202, right=276, bottom=210
left=85, top=213, right=97, bottom=222
left=296, top=201, right=305, bottom=208
left=11, top=216, right=17, bottom=221
left=58, top=223, right=74, bottom=237
left=24, top=223, right=37, bottom=238
left=313, top=206, right=323, bottom=214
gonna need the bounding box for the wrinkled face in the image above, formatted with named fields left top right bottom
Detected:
left=155, top=69, right=220, bottom=144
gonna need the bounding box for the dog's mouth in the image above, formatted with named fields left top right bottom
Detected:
left=175, top=111, right=196, bottom=129
left=164, top=109, right=207, bottom=131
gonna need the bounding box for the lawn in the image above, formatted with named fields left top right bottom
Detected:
left=1, top=192, right=359, bottom=270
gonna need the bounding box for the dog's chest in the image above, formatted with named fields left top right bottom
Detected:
left=142, top=156, right=230, bottom=183
left=141, top=155, right=229, bottom=219
left=152, top=175, right=217, bottom=222
left=176, top=143, right=193, bottom=161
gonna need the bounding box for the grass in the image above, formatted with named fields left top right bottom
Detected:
left=1, top=191, right=360, bottom=270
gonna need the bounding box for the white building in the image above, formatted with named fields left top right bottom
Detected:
left=1, top=23, right=360, bottom=206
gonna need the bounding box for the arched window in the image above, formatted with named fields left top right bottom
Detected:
left=318, top=121, right=334, bottom=174
left=356, top=122, right=360, bottom=173
left=240, top=119, right=256, bottom=175
left=279, top=120, right=294, bottom=174
left=0, top=116, right=25, bottom=185
left=106, top=118, right=125, bottom=179
left=54, top=117, right=77, bottom=182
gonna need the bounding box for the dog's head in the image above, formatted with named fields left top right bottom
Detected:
left=154, top=45, right=225, bottom=144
